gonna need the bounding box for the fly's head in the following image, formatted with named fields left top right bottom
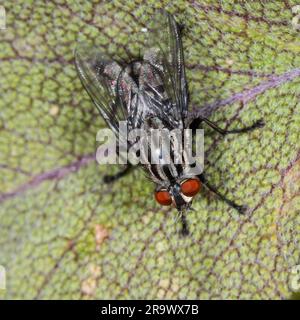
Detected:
left=154, top=176, right=201, bottom=212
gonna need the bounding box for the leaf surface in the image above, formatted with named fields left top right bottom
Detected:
left=0, top=1, right=299, bottom=299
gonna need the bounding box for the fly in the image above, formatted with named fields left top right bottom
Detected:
left=75, top=10, right=264, bottom=235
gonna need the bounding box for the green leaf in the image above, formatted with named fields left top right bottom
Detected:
left=0, top=1, right=300, bottom=299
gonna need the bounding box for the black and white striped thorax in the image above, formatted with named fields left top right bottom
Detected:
left=141, top=136, right=198, bottom=188
left=136, top=115, right=197, bottom=189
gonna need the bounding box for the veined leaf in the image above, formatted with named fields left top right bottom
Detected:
left=0, top=1, right=299, bottom=299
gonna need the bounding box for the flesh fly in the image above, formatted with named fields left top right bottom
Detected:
left=75, top=11, right=264, bottom=235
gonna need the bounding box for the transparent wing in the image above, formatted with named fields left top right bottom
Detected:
left=75, top=43, right=130, bottom=135
left=142, top=10, right=188, bottom=124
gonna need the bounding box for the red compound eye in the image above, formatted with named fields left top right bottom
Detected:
left=180, top=179, right=201, bottom=197
left=155, top=190, right=172, bottom=206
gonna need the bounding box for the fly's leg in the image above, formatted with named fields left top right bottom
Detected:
left=180, top=213, right=189, bottom=236
left=198, top=173, right=247, bottom=214
left=190, top=116, right=264, bottom=135
left=103, top=164, right=132, bottom=183
left=177, top=22, right=185, bottom=33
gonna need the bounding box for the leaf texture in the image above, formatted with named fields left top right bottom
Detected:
left=0, top=0, right=300, bottom=299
